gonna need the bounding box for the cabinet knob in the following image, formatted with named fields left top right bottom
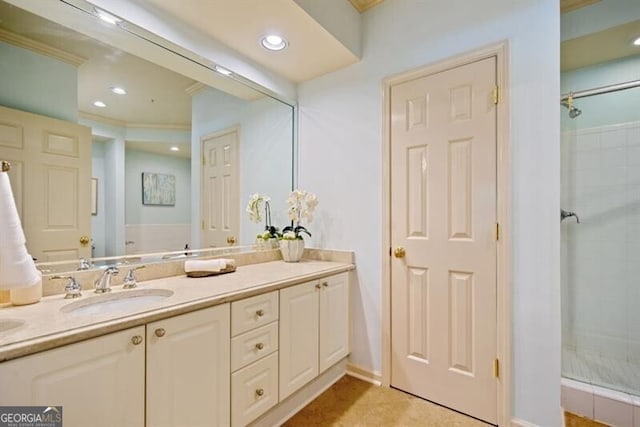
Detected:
left=131, top=335, right=143, bottom=345
left=322, top=282, right=328, bottom=287
left=255, top=309, right=265, bottom=317
left=155, top=328, right=166, bottom=338
left=255, top=388, right=264, bottom=397
left=315, top=283, right=321, bottom=289
left=255, top=342, right=264, bottom=350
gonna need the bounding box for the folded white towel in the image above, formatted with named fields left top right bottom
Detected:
left=0, top=173, right=41, bottom=290
left=184, top=258, right=234, bottom=273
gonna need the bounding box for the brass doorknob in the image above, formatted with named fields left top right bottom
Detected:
left=226, top=235, right=236, bottom=245
left=394, top=247, right=406, bottom=258
left=80, top=236, right=90, bottom=246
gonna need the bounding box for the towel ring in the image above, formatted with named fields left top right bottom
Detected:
left=1, top=161, right=10, bottom=172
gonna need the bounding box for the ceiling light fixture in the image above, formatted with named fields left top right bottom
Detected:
left=110, top=86, right=127, bottom=95
left=633, top=36, right=640, bottom=46
left=93, top=101, right=106, bottom=108
left=214, top=66, right=232, bottom=76
left=261, top=34, right=287, bottom=51
left=94, top=8, right=121, bottom=25
left=170, top=146, right=180, bottom=152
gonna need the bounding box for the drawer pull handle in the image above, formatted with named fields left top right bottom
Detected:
left=256, top=309, right=265, bottom=317
left=255, top=388, right=264, bottom=397
left=131, top=335, right=143, bottom=345
left=322, top=282, right=329, bottom=287
left=255, top=342, right=265, bottom=350
left=155, top=328, right=166, bottom=338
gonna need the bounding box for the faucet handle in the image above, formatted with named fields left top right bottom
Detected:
left=51, top=275, right=82, bottom=299
left=123, top=265, right=145, bottom=289
left=78, top=258, right=92, bottom=271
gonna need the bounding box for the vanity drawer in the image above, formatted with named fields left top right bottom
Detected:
left=231, top=321, right=278, bottom=372
left=231, top=351, right=278, bottom=427
left=231, top=291, right=278, bottom=336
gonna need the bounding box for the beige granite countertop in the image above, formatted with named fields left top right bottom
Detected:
left=0, top=259, right=354, bottom=362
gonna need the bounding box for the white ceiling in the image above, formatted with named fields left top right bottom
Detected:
left=143, top=0, right=360, bottom=83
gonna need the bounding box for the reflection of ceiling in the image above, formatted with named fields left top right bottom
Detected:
left=143, top=0, right=360, bottom=83
left=0, top=1, right=194, bottom=126
left=561, top=19, right=640, bottom=71
left=348, top=0, right=385, bottom=13
left=560, top=0, right=600, bottom=13
left=126, top=140, right=191, bottom=159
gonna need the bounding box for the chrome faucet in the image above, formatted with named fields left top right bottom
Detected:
left=94, top=266, right=119, bottom=293
left=51, top=275, right=82, bottom=299
left=123, top=265, right=145, bottom=289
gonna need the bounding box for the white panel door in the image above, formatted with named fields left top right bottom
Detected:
left=0, top=326, right=145, bottom=427
left=146, top=304, right=230, bottom=427
left=390, top=57, right=498, bottom=424
left=319, top=272, right=350, bottom=373
left=201, top=127, right=239, bottom=248
left=279, top=281, right=319, bottom=400
left=0, top=105, right=92, bottom=261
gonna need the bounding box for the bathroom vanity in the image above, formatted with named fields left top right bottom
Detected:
left=0, top=255, right=354, bottom=427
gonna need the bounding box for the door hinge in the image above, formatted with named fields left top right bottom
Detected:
left=493, top=86, right=499, bottom=105
left=201, top=220, right=205, bottom=230
left=494, top=222, right=500, bottom=241
left=494, top=358, right=500, bottom=378
left=202, top=155, right=205, bottom=166
left=389, top=247, right=392, bottom=256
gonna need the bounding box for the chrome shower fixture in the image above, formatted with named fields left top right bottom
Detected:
left=561, top=94, right=582, bottom=119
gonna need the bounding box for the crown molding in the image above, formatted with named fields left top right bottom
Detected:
left=560, top=0, right=600, bottom=13
left=126, top=123, right=191, bottom=131
left=0, top=28, right=85, bottom=67
left=185, top=81, right=207, bottom=96
left=348, top=0, right=385, bottom=13
left=79, top=111, right=127, bottom=128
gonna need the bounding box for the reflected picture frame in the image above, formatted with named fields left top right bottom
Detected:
left=142, top=172, right=176, bottom=206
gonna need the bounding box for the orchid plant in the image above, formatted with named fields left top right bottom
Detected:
left=282, top=189, right=318, bottom=240
left=246, top=193, right=280, bottom=240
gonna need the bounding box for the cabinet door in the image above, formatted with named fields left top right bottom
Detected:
left=146, top=304, right=230, bottom=427
left=0, top=326, right=145, bottom=427
left=279, top=281, right=319, bottom=400
left=319, top=272, right=350, bottom=373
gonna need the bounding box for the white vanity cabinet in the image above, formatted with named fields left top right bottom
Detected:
left=0, top=326, right=146, bottom=427
left=230, top=291, right=279, bottom=427
left=146, top=304, right=230, bottom=427
left=279, top=272, right=350, bottom=400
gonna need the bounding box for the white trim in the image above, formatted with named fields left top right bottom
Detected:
left=381, top=41, right=511, bottom=426
left=511, top=418, right=540, bottom=427
left=0, top=28, right=85, bottom=67
left=346, top=362, right=382, bottom=386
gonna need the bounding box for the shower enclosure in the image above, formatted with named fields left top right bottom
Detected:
left=561, top=71, right=640, bottom=399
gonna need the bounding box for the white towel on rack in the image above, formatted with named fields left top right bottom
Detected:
left=184, top=258, right=234, bottom=273
left=0, top=173, right=41, bottom=289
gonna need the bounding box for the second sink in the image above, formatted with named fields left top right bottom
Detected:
left=61, top=289, right=174, bottom=316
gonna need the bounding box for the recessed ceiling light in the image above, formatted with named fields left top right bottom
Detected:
left=110, top=86, right=127, bottom=95
left=214, top=65, right=232, bottom=76
left=261, top=34, right=287, bottom=51
left=170, top=146, right=180, bottom=152
left=93, top=101, right=106, bottom=108
left=94, top=8, right=121, bottom=25
left=633, top=36, right=640, bottom=46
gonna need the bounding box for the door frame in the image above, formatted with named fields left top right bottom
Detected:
left=199, top=125, right=240, bottom=247
left=381, top=41, right=511, bottom=425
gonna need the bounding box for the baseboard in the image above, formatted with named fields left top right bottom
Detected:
left=346, top=362, right=382, bottom=386
left=511, top=418, right=540, bottom=427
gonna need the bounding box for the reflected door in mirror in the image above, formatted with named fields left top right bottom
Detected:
left=201, top=127, right=239, bottom=248
left=0, top=105, right=92, bottom=261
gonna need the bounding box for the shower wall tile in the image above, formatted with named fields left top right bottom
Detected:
left=562, top=121, right=640, bottom=366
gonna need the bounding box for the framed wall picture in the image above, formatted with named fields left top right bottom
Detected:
left=142, top=172, right=175, bottom=206
left=91, top=178, right=98, bottom=215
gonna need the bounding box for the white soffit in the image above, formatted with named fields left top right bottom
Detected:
left=143, top=0, right=360, bottom=83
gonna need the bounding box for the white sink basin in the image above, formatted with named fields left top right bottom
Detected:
left=61, top=289, right=174, bottom=316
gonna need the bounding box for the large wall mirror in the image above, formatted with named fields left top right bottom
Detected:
left=0, top=0, right=295, bottom=271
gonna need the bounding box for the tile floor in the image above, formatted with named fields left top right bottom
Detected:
left=283, top=375, right=609, bottom=427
